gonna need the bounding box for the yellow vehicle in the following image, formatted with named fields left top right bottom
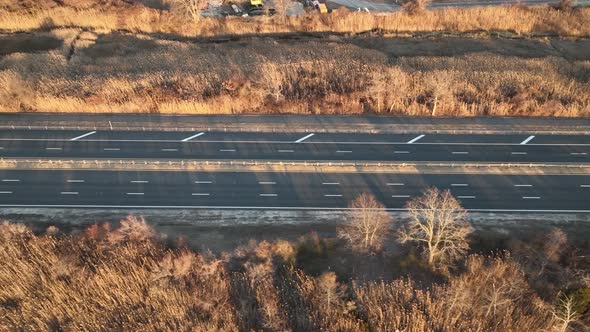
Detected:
left=250, top=0, right=263, bottom=6
left=318, top=3, right=328, bottom=12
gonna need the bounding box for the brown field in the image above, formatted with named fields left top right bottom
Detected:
left=0, top=1, right=589, bottom=116
left=0, top=216, right=588, bottom=331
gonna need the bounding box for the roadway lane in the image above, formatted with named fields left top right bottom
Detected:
left=0, top=130, right=588, bottom=163
left=0, top=170, right=588, bottom=211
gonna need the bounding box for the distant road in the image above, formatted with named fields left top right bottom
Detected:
left=0, top=129, right=588, bottom=163
left=0, top=170, right=588, bottom=212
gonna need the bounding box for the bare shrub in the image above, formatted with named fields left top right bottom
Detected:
left=107, top=215, right=155, bottom=243
left=338, top=193, right=394, bottom=254
left=397, top=188, right=473, bottom=269
left=403, top=0, right=427, bottom=15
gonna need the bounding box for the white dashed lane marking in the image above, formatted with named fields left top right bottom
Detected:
left=0, top=191, right=13, bottom=194
left=260, top=194, right=278, bottom=197
left=67, top=180, right=85, bottom=183
left=70, top=131, right=97, bottom=141
left=192, top=193, right=210, bottom=196
left=407, top=135, right=425, bottom=144
left=130, top=180, right=149, bottom=184
left=61, top=192, right=78, bottom=195
left=522, top=196, right=541, bottom=199
left=392, top=195, right=410, bottom=198
left=181, top=132, right=205, bottom=142
left=195, top=181, right=213, bottom=184
left=295, top=133, right=315, bottom=143
left=387, top=183, right=404, bottom=186
left=520, top=135, right=535, bottom=145
left=2, top=179, right=20, bottom=182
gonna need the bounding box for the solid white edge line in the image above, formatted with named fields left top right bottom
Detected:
left=407, top=134, right=425, bottom=144
left=4, top=137, right=590, bottom=147
left=0, top=204, right=588, bottom=213
left=520, top=135, right=535, bottom=145
left=181, top=132, right=205, bottom=142
left=70, top=131, right=97, bottom=141
left=294, top=133, right=315, bottom=143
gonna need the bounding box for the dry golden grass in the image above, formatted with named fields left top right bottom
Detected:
left=1, top=218, right=584, bottom=331
left=1, top=30, right=588, bottom=116
left=1, top=4, right=589, bottom=37
left=1, top=2, right=589, bottom=116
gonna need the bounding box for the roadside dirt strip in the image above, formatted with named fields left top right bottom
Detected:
left=1, top=159, right=589, bottom=175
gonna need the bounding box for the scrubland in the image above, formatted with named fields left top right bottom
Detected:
left=0, top=1, right=589, bottom=116
left=0, top=214, right=588, bottom=331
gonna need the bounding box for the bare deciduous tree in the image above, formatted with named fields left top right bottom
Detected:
left=552, top=294, right=583, bottom=332
left=338, top=193, right=393, bottom=253
left=170, top=0, right=204, bottom=22
left=397, top=188, right=472, bottom=268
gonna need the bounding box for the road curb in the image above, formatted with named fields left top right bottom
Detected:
left=1, top=159, right=589, bottom=175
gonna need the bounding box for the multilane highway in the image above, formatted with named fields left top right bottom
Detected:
left=0, top=170, right=588, bottom=212
left=0, top=130, right=589, bottom=163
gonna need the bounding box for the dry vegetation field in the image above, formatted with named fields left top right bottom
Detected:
left=0, top=214, right=588, bottom=331
left=0, top=0, right=589, bottom=116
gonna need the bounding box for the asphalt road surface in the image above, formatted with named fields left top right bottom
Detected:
left=0, top=130, right=589, bottom=163
left=0, top=170, right=588, bottom=212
